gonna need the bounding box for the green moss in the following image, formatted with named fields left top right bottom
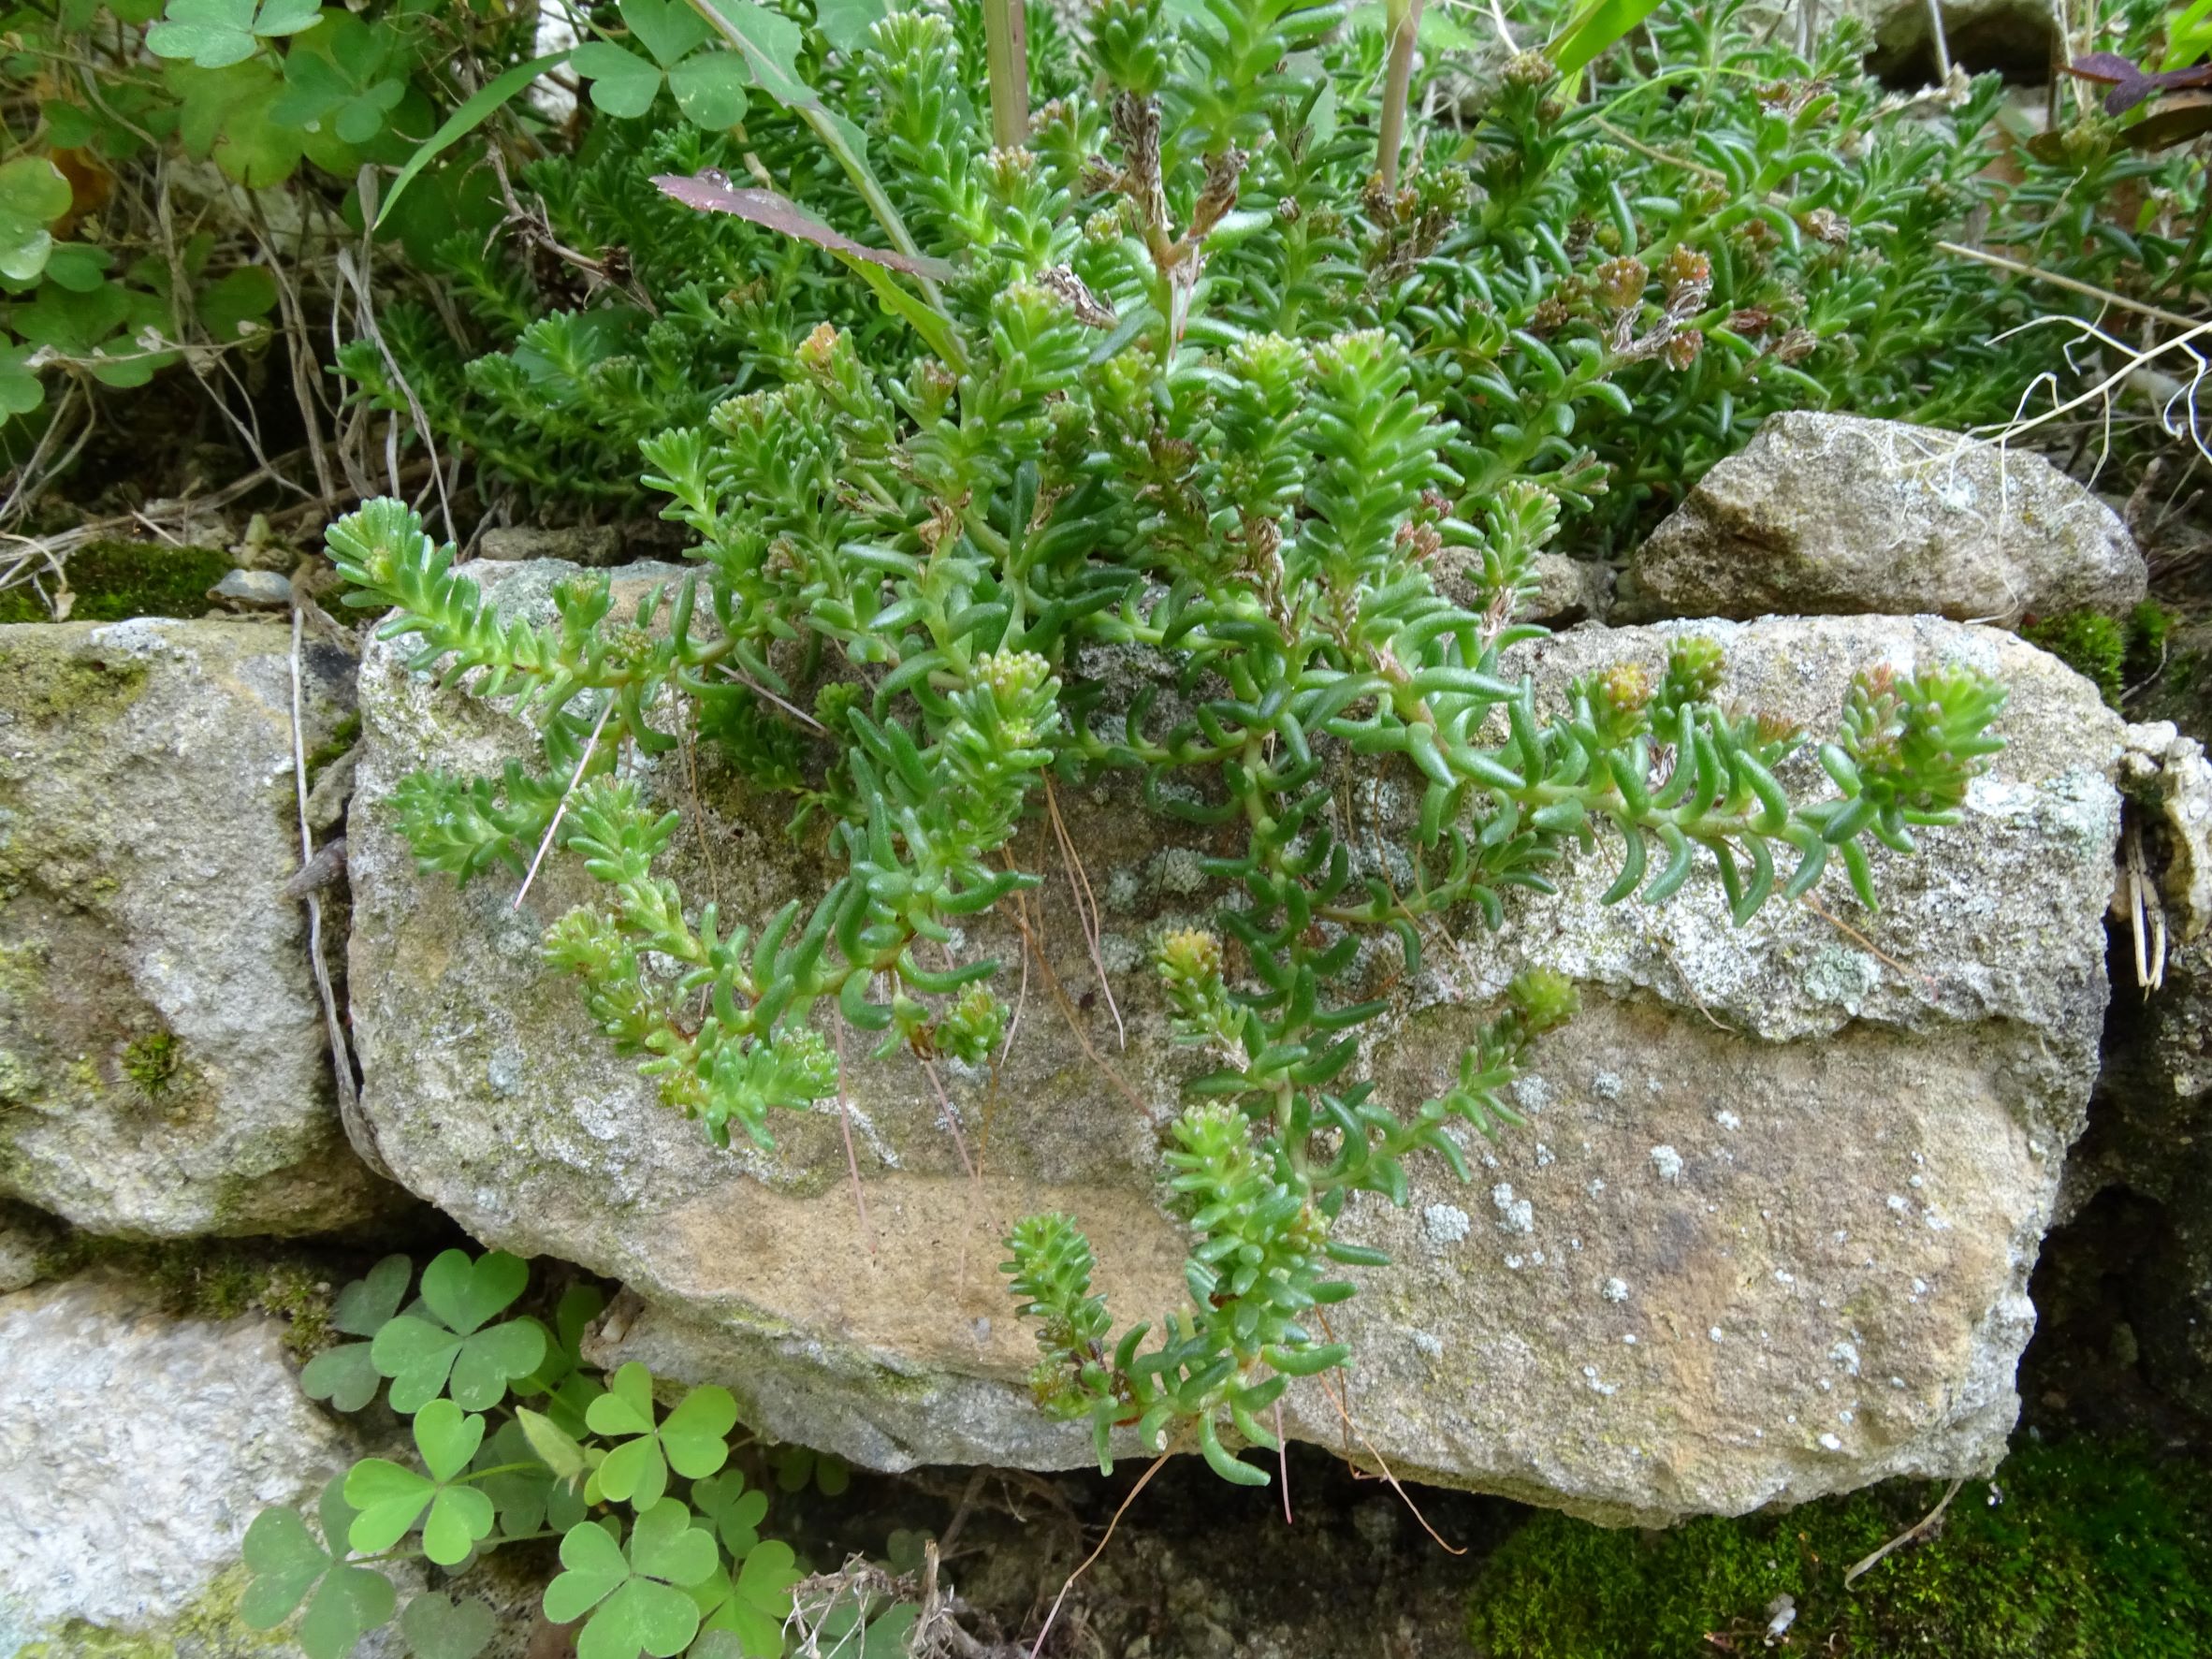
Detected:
left=121, top=1030, right=184, bottom=1098
left=1465, top=1438, right=2212, bottom=1658
left=303, top=712, right=360, bottom=781
left=0, top=541, right=234, bottom=625
left=16, top=1564, right=293, bottom=1658
left=2023, top=611, right=2126, bottom=707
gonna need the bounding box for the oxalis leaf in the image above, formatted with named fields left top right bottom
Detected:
left=545, top=1502, right=719, bottom=1659
left=239, top=1491, right=398, bottom=1659
left=344, top=1399, right=497, bottom=1566
left=584, top=1361, right=736, bottom=1509
left=370, top=1248, right=545, bottom=1411
left=400, top=1591, right=498, bottom=1659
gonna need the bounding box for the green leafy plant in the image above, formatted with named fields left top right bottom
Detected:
left=240, top=1248, right=861, bottom=1659
left=331, top=0, right=2015, bottom=1492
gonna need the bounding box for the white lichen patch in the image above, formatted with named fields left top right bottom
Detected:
left=1492, top=1182, right=1535, bottom=1235
left=1650, top=1144, right=1685, bottom=1183
left=1421, top=1203, right=1471, bottom=1246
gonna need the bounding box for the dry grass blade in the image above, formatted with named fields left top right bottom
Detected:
left=1027, top=1447, right=1176, bottom=1659
left=1044, top=778, right=1124, bottom=1049
left=288, top=604, right=389, bottom=1180
left=512, top=698, right=615, bottom=911
left=1843, top=1477, right=1964, bottom=1588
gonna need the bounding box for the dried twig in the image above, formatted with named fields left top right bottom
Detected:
left=512, top=698, right=614, bottom=910
left=1843, top=1477, right=1964, bottom=1587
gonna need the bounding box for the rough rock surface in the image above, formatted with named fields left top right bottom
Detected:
left=1847, top=0, right=2059, bottom=83
left=0, top=1273, right=355, bottom=1655
left=1621, top=412, right=2146, bottom=626
left=0, top=618, right=393, bottom=1237
left=352, top=560, right=2123, bottom=1523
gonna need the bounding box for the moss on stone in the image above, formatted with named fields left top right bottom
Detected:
left=15, top=1564, right=292, bottom=1658
left=2023, top=611, right=2127, bottom=707
left=302, top=712, right=360, bottom=781
left=0, top=541, right=234, bottom=626
left=1465, top=1437, right=2212, bottom=1658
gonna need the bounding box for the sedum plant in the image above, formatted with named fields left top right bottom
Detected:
left=331, top=0, right=2008, bottom=1488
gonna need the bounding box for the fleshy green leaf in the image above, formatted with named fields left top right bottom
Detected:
left=516, top=1405, right=589, bottom=1483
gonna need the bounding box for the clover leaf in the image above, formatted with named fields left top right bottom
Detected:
left=0, top=157, right=72, bottom=285
left=585, top=1362, right=737, bottom=1510
left=690, top=1538, right=799, bottom=1657
left=517, top=1282, right=606, bottom=1435
left=691, top=1470, right=767, bottom=1557
left=147, top=0, right=323, bottom=68
left=371, top=1248, right=545, bottom=1412
left=299, top=1252, right=410, bottom=1413
left=545, top=1502, right=719, bottom=1659
left=573, top=0, right=747, bottom=127
left=0, top=342, right=45, bottom=418
left=239, top=1480, right=399, bottom=1659
left=344, top=1399, right=497, bottom=1566
left=810, top=0, right=888, bottom=51
left=399, top=1591, right=497, bottom=1659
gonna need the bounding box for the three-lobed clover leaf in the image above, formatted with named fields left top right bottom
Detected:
left=516, top=1281, right=607, bottom=1437
left=689, top=1538, right=800, bottom=1657
left=344, top=1398, right=498, bottom=1566
left=690, top=1470, right=767, bottom=1557
left=239, top=1478, right=399, bottom=1659
left=300, top=1252, right=411, bottom=1413
left=399, top=1591, right=498, bottom=1659
left=371, top=1248, right=546, bottom=1412
left=573, top=0, right=749, bottom=127
left=479, top=1415, right=588, bottom=1540
left=147, top=0, right=324, bottom=68
left=585, top=1361, right=737, bottom=1510
left=545, top=1501, right=720, bottom=1659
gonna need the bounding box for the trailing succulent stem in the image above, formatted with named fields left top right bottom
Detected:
left=336, top=0, right=2011, bottom=1487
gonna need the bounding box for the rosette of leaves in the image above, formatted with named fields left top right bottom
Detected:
left=334, top=0, right=2014, bottom=1488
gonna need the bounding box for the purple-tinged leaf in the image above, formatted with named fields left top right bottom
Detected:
left=649, top=169, right=953, bottom=280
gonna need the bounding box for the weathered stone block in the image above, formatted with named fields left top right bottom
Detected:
left=0, top=618, right=392, bottom=1237
left=352, top=560, right=2122, bottom=1522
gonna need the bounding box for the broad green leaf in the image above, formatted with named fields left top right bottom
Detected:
left=620, top=0, right=714, bottom=65
left=448, top=1317, right=546, bottom=1409
left=168, top=60, right=307, bottom=186
left=419, top=1248, right=530, bottom=1334
left=148, top=0, right=264, bottom=67
left=811, top=0, right=886, bottom=51
left=691, top=1471, right=765, bottom=1556
left=594, top=1429, right=669, bottom=1509
left=580, top=1577, right=700, bottom=1659
left=239, top=1506, right=329, bottom=1627
left=43, top=242, right=113, bottom=293
left=574, top=41, right=664, bottom=119
left=668, top=52, right=749, bottom=128
left=1550, top=0, right=1665, bottom=75
left=375, top=50, right=568, bottom=229
left=627, top=1498, right=718, bottom=1588
left=587, top=1361, right=658, bottom=1436
left=299, top=1341, right=384, bottom=1413
left=480, top=1419, right=558, bottom=1536
left=658, top=1385, right=736, bottom=1477
left=399, top=1592, right=497, bottom=1659
left=717, top=1539, right=797, bottom=1654
left=344, top=1457, right=436, bottom=1553
left=545, top=1518, right=630, bottom=1623
left=0, top=219, right=54, bottom=285
left=41, top=101, right=100, bottom=149
left=0, top=158, right=72, bottom=226
left=0, top=344, right=43, bottom=418
left=414, top=1398, right=488, bottom=1481
left=196, top=265, right=278, bottom=340
left=298, top=1564, right=398, bottom=1659
left=421, top=1483, right=496, bottom=1565
left=253, top=0, right=322, bottom=34
left=333, top=1256, right=412, bottom=1335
